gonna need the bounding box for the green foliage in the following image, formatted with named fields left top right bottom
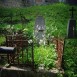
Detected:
left=57, top=72, right=63, bottom=77
left=1, top=3, right=77, bottom=38
left=19, top=44, right=57, bottom=69
left=0, top=3, right=77, bottom=76
left=0, top=36, right=5, bottom=45
left=64, top=70, right=77, bottom=77
left=63, top=39, right=77, bottom=77
left=34, top=44, right=57, bottom=69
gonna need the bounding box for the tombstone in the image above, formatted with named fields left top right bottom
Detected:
left=34, top=16, right=46, bottom=45
left=67, top=7, right=76, bottom=38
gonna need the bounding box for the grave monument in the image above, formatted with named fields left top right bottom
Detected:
left=67, top=7, right=76, bottom=38
left=34, top=16, right=46, bottom=45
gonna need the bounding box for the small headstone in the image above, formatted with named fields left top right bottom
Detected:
left=67, top=7, right=76, bottom=38
left=34, top=16, right=46, bottom=45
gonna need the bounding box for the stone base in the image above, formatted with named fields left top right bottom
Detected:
left=0, top=66, right=58, bottom=77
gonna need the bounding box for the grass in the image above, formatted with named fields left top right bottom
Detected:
left=0, top=3, right=77, bottom=76
left=0, top=3, right=77, bottom=38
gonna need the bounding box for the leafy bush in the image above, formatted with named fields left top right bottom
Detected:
left=34, top=44, right=57, bottom=69
left=19, top=44, right=57, bottom=69
left=63, top=39, right=77, bottom=77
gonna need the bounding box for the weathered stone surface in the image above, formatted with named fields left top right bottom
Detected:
left=67, top=19, right=76, bottom=38
left=0, top=66, right=58, bottom=77
left=34, top=16, right=46, bottom=45
left=67, top=7, right=76, bottom=38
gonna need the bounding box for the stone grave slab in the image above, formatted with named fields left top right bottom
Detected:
left=67, top=7, right=76, bottom=38
left=34, top=16, right=46, bottom=45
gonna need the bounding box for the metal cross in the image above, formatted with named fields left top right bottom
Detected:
left=69, top=7, right=76, bottom=18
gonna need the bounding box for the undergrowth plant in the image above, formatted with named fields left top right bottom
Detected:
left=19, top=44, right=57, bottom=69
left=63, top=39, right=77, bottom=77
left=34, top=44, right=57, bottom=69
